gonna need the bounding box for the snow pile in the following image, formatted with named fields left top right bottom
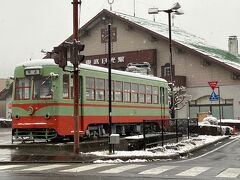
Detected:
left=202, top=116, right=218, bottom=125
left=84, top=135, right=227, bottom=163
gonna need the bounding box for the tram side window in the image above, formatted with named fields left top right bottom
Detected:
left=15, top=78, right=31, bottom=100
left=95, top=78, right=105, bottom=101
left=139, top=84, right=146, bottom=103
left=146, top=85, right=152, bottom=103
left=123, top=82, right=130, bottom=102
left=131, top=83, right=138, bottom=103
left=152, top=86, right=159, bottom=104
left=33, top=77, right=52, bottom=99
left=115, top=81, right=123, bottom=102
left=63, top=74, right=69, bottom=99
left=86, top=77, right=95, bottom=100
left=105, top=80, right=114, bottom=101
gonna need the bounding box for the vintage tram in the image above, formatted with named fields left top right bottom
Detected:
left=11, top=59, right=169, bottom=142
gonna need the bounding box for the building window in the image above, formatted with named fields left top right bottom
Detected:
left=164, top=67, right=171, bottom=76
left=101, top=27, right=117, bottom=43
left=161, top=63, right=175, bottom=77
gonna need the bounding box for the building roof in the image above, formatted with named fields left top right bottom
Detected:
left=0, top=83, right=12, bottom=100
left=79, top=9, right=240, bottom=74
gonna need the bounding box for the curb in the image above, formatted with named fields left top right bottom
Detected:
left=95, top=153, right=180, bottom=162
left=91, top=136, right=230, bottom=162
left=179, top=135, right=230, bottom=156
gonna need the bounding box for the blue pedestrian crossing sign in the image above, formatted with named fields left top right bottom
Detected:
left=209, top=91, right=219, bottom=101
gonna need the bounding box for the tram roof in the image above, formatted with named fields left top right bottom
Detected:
left=17, top=59, right=167, bottom=83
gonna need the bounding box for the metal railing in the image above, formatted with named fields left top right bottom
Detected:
left=142, top=118, right=198, bottom=149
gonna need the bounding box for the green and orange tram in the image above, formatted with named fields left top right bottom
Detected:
left=11, top=59, right=169, bottom=142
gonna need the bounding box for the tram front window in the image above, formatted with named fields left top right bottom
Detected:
left=33, top=76, right=52, bottom=99
left=15, top=78, right=31, bottom=100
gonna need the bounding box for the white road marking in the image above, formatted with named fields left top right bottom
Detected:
left=60, top=163, right=114, bottom=172
left=99, top=164, right=145, bottom=174
left=216, top=168, right=240, bottom=178
left=138, top=165, right=177, bottom=175
left=0, top=165, right=26, bottom=170
left=176, top=166, right=210, bottom=176
left=21, top=164, right=69, bottom=171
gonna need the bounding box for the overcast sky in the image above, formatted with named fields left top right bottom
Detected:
left=1, top=0, right=240, bottom=78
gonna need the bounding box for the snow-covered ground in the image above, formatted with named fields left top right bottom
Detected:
left=83, top=135, right=234, bottom=163
left=0, top=118, right=11, bottom=122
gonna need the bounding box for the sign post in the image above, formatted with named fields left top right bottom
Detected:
left=208, top=81, right=218, bottom=101
left=208, top=80, right=222, bottom=135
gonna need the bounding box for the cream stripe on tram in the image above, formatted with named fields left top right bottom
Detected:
left=99, top=164, right=145, bottom=174
left=0, top=165, right=27, bottom=170
left=176, top=167, right=210, bottom=176
left=139, top=165, right=177, bottom=175
left=60, top=164, right=114, bottom=172
left=216, top=168, right=240, bottom=178
left=21, top=164, right=69, bottom=171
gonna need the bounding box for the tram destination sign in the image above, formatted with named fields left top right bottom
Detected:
left=24, top=68, right=41, bottom=76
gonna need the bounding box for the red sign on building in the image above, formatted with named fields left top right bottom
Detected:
left=208, top=80, right=218, bottom=91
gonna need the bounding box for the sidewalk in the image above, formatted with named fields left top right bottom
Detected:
left=85, top=135, right=231, bottom=163
left=0, top=128, right=233, bottom=163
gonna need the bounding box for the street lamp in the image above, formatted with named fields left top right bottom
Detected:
left=148, top=3, right=184, bottom=118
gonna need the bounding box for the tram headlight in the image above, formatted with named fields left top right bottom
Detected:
left=45, top=113, right=50, bottom=119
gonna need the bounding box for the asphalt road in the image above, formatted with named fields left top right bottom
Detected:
left=0, top=136, right=239, bottom=180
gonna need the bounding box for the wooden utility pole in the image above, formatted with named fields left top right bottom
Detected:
left=72, top=0, right=80, bottom=154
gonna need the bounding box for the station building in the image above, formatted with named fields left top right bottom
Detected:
left=56, top=9, right=240, bottom=119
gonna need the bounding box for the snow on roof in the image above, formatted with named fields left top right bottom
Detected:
left=16, top=59, right=56, bottom=67
left=16, top=59, right=167, bottom=82
left=80, top=63, right=167, bottom=82
left=112, top=11, right=240, bottom=71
